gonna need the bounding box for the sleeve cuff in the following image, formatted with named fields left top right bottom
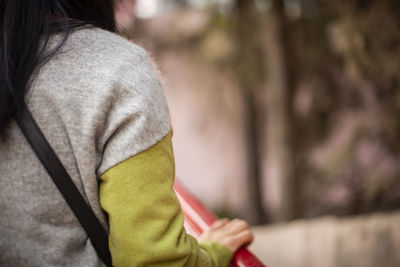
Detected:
left=199, top=241, right=233, bottom=267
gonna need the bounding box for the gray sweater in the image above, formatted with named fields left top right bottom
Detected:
left=0, top=27, right=170, bottom=266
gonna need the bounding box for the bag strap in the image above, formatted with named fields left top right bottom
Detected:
left=15, top=105, right=113, bottom=267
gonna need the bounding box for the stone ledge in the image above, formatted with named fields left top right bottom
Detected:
left=249, top=211, right=400, bottom=267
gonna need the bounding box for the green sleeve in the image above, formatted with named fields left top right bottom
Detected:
left=99, top=131, right=233, bottom=267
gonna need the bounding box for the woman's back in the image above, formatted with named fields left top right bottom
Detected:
left=0, top=26, right=170, bottom=266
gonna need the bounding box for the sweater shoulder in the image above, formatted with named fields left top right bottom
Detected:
left=34, top=27, right=171, bottom=175
left=67, top=26, right=147, bottom=63
left=36, top=26, right=160, bottom=101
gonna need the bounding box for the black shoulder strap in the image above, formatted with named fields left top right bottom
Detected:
left=15, top=105, right=113, bottom=267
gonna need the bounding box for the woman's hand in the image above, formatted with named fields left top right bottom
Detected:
left=199, top=218, right=254, bottom=253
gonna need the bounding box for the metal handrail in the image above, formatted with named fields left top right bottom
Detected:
left=174, top=182, right=266, bottom=267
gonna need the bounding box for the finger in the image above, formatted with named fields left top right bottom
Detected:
left=232, top=229, right=254, bottom=249
left=224, top=219, right=249, bottom=234
left=210, top=218, right=230, bottom=229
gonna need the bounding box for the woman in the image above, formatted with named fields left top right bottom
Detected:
left=0, top=0, right=253, bottom=266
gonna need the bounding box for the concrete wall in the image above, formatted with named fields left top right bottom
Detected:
left=249, top=211, right=400, bottom=267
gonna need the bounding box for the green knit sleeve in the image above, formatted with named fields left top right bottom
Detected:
left=99, top=131, right=233, bottom=267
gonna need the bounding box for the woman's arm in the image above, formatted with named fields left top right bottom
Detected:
left=99, top=131, right=233, bottom=266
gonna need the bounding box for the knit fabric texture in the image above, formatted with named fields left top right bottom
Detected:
left=0, top=27, right=170, bottom=266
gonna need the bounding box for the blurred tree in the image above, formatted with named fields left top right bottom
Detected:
left=291, top=0, right=400, bottom=217
left=175, top=0, right=188, bottom=6
left=234, top=0, right=265, bottom=224
left=130, top=0, right=400, bottom=223
left=262, top=0, right=298, bottom=221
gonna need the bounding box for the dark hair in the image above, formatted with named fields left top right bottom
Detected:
left=0, top=0, right=117, bottom=137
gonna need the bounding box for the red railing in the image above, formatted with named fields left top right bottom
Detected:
left=174, top=182, right=266, bottom=267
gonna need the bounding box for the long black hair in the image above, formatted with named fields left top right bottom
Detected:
left=0, top=0, right=117, bottom=137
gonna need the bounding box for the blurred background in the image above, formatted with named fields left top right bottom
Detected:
left=117, top=0, right=400, bottom=266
